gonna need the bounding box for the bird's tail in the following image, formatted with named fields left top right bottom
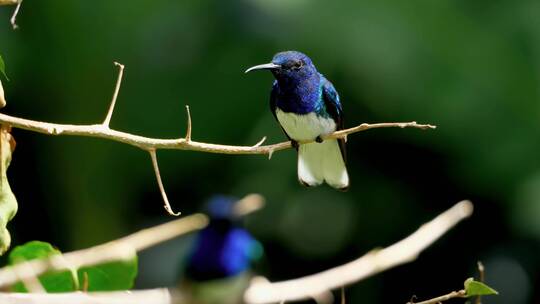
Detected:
left=297, top=139, right=349, bottom=190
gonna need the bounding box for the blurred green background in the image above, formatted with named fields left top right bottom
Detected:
left=1, top=0, right=539, bottom=303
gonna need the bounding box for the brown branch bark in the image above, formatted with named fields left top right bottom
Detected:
left=0, top=112, right=435, bottom=155
left=0, top=62, right=435, bottom=215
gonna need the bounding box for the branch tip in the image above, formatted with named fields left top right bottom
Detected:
left=10, top=0, right=22, bottom=30
left=234, top=193, right=265, bottom=217
left=455, top=200, right=473, bottom=218
left=148, top=149, right=180, bottom=216
left=253, top=136, right=266, bottom=148
left=184, top=105, right=192, bottom=141
left=102, top=61, right=125, bottom=127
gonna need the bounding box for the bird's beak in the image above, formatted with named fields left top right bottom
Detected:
left=245, top=63, right=281, bottom=74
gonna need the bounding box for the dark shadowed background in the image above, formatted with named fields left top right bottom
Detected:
left=1, top=0, right=539, bottom=303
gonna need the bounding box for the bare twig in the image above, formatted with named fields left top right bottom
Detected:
left=233, top=193, right=265, bottom=217
left=102, top=62, right=124, bottom=128
left=12, top=261, right=46, bottom=293
left=475, top=261, right=485, bottom=304
left=0, top=63, right=434, bottom=214
left=0, top=288, right=173, bottom=304
left=0, top=213, right=208, bottom=288
left=244, top=200, right=473, bottom=304
left=184, top=105, right=192, bottom=142
left=82, top=272, right=89, bottom=292
left=148, top=149, right=180, bottom=216
left=477, top=261, right=485, bottom=282
left=407, top=290, right=467, bottom=304
left=252, top=136, right=267, bottom=148
left=9, top=0, right=21, bottom=30
left=0, top=112, right=435, bottom=155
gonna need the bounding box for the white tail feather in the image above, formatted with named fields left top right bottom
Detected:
left=297, top=139, right=349, bottom=189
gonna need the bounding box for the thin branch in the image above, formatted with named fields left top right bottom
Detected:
left=102, top=62, right=125, bottom=128
left=407, top=290, right=467, bottom=304
left=184, top=105, right=192, bottom=142
left=149, top=149, right=180, bottom=216
left=243, top=200, right=473, bottom=304
left=475, top=261, right=485, bottom=304
left=0, top=213, right=208, bottom=288
left=477, top=261, right=485, bottom=282
left=0, top=288, right=173, bottom=304
left=0, top=63, right=434, bottom=215
left=0, top=112, right=435, bottom=155
left=233, top=193, right=265, bottom=217
left=12, top=261, right=46, bottom=293
left=9, top=0, right=21, bottom=29
left=252, top=136, right=267, bottom=148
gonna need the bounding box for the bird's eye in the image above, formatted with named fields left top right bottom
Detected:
left=292, top=61, right=303, bottom=70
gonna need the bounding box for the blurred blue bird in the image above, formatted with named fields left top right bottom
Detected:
left=246, top=51, right=349, bottom=190
left=181, top=195, right=262, bottom=304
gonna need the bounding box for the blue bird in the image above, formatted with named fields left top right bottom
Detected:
left=181, top=195, right=262, bottom=304
left=246, top=51, right=349, bottom=190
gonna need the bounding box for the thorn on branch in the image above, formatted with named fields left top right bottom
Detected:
left=184, top=105, right=192, bottom=142
left=252, top=136, right=266, bottom=148
left=82, top=272, right=89, bottom=292
left=148, top=149, right=180, bottom=216
left=103, top=62, right=125, bottom=128
left=10, top=0, right=21, bottom=30
left=268, top=149, right=274, bottom=160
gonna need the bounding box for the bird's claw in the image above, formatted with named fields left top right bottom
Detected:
left=315, top=136, right=324, bottom=143
left=291, top=140, right=299, bottom=149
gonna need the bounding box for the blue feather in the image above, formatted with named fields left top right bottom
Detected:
left=184, top=196, right=260, bottom=281
left=248, top=50, right=349, bottom=189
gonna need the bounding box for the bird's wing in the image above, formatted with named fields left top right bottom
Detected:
left=269, top=81, right=279, bottom=121
left=270, top=81, right=297, bottom=150
left=321, top=76, right=346, bottom=162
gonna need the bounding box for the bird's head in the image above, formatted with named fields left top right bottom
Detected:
left=245, top=51, right=317, bottom=82
left=206, top=195, right=237, bottom=221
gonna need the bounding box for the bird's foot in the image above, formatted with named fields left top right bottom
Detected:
left=291, top=140, right=299, bottom=149
left=315, top=136, right=324, bottom=143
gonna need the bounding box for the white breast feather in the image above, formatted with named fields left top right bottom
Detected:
left=275, top=109, right=348, bottom=190
left=275, top=110, right=336, bottom=141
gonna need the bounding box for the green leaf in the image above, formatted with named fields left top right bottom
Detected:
left=464, top=277, right=498, bottom=296
left=8, top=241, right=77, bottom=292
left=0, top=54, right=8, bottom=80
left=77, top=257, right=138, bottom=291
left=7, top=240, right=138, bottom=292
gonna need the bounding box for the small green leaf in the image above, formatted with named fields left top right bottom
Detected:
left=77, top=257, right=138, bottom=291
left=8, top=241, right=77, bottom=292
left=464, top=277, right=498, bottom=296
left=0, top=55, right=8, bottom=80
left=8, top=241, right=138, bottom=292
